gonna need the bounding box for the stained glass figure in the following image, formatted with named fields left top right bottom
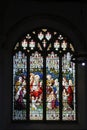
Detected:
left=62, top=52, right=76, bottom=120
left=13, top=51, right=27, bottom=120
left=46, top=52, right=59, bottom=120
left=30, top=52, right=43, bottom=120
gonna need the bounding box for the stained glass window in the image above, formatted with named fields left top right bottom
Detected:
left=12, top=28, right=77, bottom=121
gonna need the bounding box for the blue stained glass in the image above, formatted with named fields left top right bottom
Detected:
left=46, top=52, right=59, bottom=120
left=13, top=51, right=27, bottom=120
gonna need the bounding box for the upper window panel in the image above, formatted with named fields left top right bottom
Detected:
left=14, top=29, right=75, bottom=52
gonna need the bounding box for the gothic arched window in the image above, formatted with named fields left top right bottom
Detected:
left=12, top=28, right=77, bottom=121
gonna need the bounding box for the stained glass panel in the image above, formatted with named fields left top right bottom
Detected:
left=42, top=39, right=47, bottom=48
left=14, top=42, right=19, bottom=50
left=61, top=40, right=67, bottom=51
left=47, top=44, right=51, bottom=51
left=13, top=51, right=27, bottom=120
left=38, top=32, right=44, bottom=40
left=26, top=34, right=31, bottom=39
left=45, top=32, right=51, bottom=40
left=21, top=39, right=28, bottom=50
left=62, top=52, right=76, bottom=120
left=70, top=43, right=74, bottom=52
left=30, top=52, right=43, bottom=120
left=29, top=40, right=35, bottom=50
left=38, top=43, right=42, bottom=51
left=54, top=40, right=60, bottom=50
left=46, top=52, right=59, bottom=120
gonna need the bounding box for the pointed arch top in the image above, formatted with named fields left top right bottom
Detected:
left=12, top=27, right=77, bottom=121
left=13, top=28, right=75, bottom=54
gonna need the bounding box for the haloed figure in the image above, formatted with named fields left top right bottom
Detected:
left=63, top=78, right=74, bottom=110
left=67, top=79, right=74, bottom=110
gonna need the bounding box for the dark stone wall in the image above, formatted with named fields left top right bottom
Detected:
left=0, top=1, right=87, bottom=130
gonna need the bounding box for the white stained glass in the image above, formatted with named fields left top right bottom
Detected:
left=22, top=39, right=28, bottom=49
left=54, top=40, right=60, bottom=50
left=45, top=32, right=51, bottom=40
left=38, top=32, right=44, bottom=40
left=29, top=40, right=35, bottom=50
left=61, top=40, right=67, bottom=50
